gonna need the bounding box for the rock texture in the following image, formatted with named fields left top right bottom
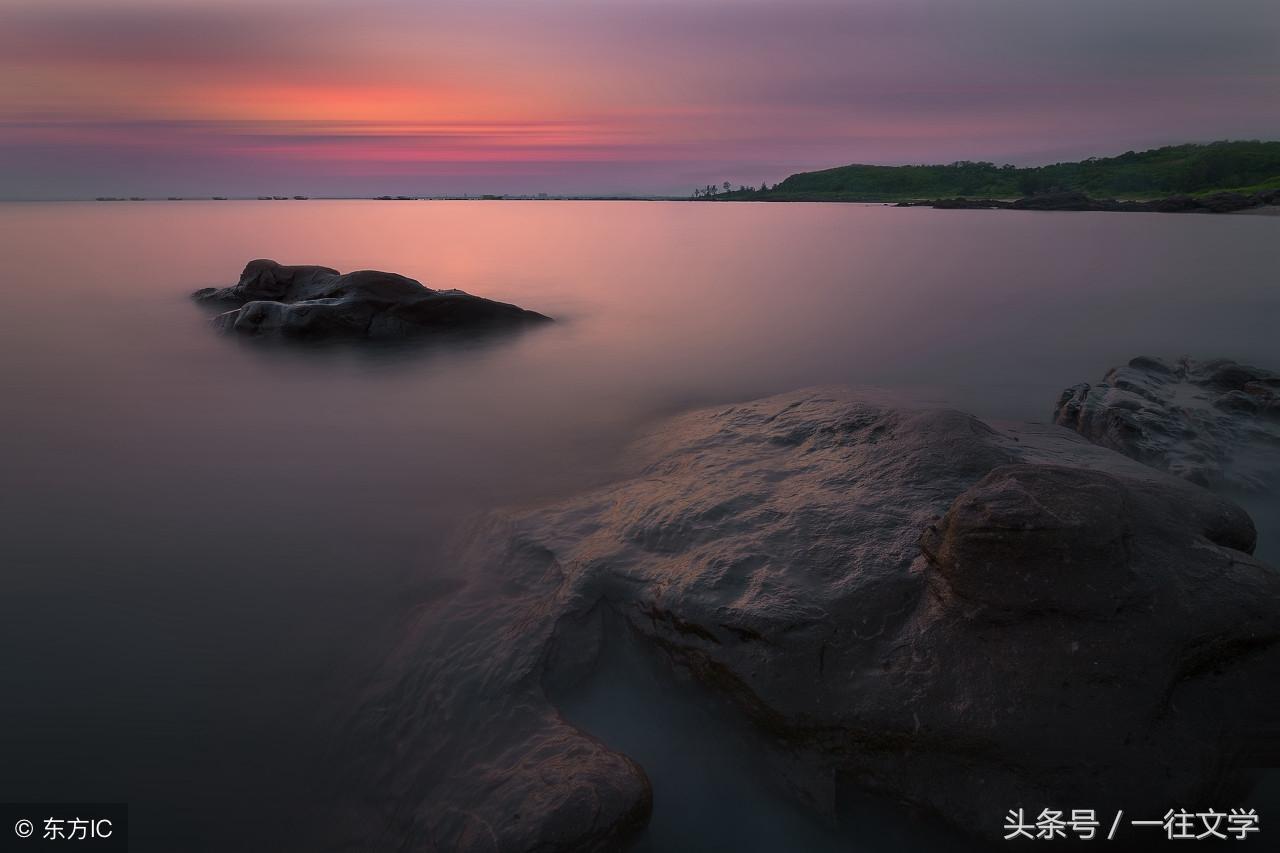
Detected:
left=346, top=389, right=1280, bottom=850
left=1055, top=356, right=1280, bottom=491
left=193, top=259, right=550, bottom=340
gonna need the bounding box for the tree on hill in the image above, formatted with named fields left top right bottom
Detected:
left=755, top=141, right=1280, bottom=201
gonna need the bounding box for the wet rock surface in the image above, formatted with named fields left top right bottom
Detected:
left=344, top=389, right=1280, bottom=850
left=1055, top=356, right=1280, bottom=491
left=193, top=259, right=550, bottom=341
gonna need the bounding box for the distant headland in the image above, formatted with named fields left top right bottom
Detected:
left=699, top=141, right=1280, bottom=211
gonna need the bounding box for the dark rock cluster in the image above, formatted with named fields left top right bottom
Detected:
left=1056, top=356, right=1280, bottom=491
left=899, top=187, right=1280, bottom=213
left=193, top=259, right=550, bottom=341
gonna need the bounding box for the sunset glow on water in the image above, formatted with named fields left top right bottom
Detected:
left=2, top=200, right=1277, bottom=847
left=3, top=2, right=1279, bottom=850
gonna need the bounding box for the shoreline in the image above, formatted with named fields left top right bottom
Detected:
left=710, top=188, right=1280, bottom=214
left=1232, top=204, right=1280, bottom=215
left=4, top=194, right=1279, bottom=216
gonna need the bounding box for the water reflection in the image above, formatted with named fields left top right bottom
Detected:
left=0, top=200, right=1275, bottom=850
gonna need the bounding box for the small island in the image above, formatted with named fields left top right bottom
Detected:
left=193, top=259, right=551, bottom=341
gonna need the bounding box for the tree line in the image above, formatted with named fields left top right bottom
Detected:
left=692, top=181, right=775, bottom=199
left=693, top=141, right=1280, bottom=201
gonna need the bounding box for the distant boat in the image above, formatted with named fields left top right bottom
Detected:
left=212, top=196, right=228, bottom=200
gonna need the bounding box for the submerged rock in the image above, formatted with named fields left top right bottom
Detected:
left=192, top=259, right=550, bottom=340
left=346, top=389, right=1280, bottom=849
left=1055, top=356, right=1280, bottom=491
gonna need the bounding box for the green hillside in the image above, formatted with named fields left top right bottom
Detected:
left=705, top=141, right=1280, bottom=202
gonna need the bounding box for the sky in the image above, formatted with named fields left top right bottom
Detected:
left=2, top=0, right=1278, bottom=199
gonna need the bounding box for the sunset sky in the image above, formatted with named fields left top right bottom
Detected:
left=3, top=0, right=1278, bottom=199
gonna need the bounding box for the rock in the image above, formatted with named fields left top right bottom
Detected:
left=192, top=259, right=551, bottom=341
left=344, top=389, right=1280, bottom=848
left=919, top=191, right=1272, bottom=214
left=1253, top=187, right=1280, bottom=206
left=1195, top=191, right=1257, bottom=213
left=929, top=197, right=1011, bottom=210
left=1144, top=193, right=1262, bottom=214
left=1148, top=194, right=1202, bottom=213
left=1055, top=356, right=1280, bottom=491
left=1009, top=191, right=1118, bottom=211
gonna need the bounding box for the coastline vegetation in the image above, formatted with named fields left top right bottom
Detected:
left=699, top=140, right=1280, bottom=202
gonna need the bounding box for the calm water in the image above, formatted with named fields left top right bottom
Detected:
left=1, top=201, right=1276, bottom=850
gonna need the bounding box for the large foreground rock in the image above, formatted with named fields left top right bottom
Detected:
left=1055, top=356, right=1280, bottom=491
left=345, top=389, right=1280, bottom=850
left=193, top=259, right=550, bottom=340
